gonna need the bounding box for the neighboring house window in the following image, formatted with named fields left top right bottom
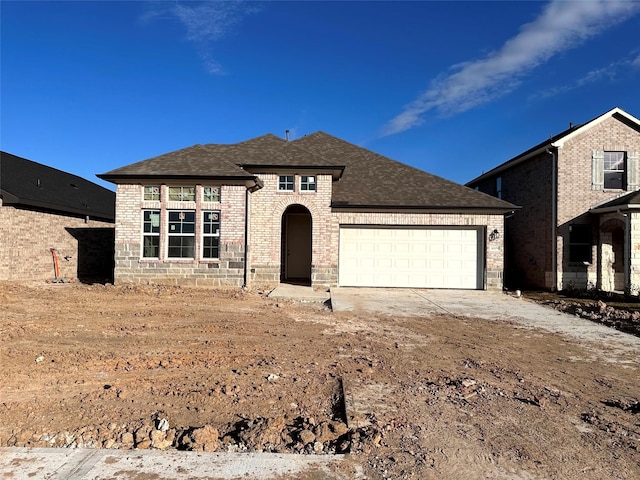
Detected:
left=569, top=224, right=591, bottom=263
left=592, top=150, right=639, bottom=191
left=603, top=151, right=625, bottom=189
left=202, top=211, right=221, bottom=259
left=144, top=186, right=160, bottom=201
left=167, top=210, right=195, bottom=258
left=203, top=186, right=220, bottom=202
left=168, top=186, right=195, bottom=201
left=300, top=175, right=316, bottom=191
left=142, top=210, right=160, bottom=258
left=495, top=177, right=502, bottom=199
left=278, top=175, right=294, bottom=191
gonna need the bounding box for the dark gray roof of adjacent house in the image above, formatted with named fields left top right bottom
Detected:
left=99, top=131, right=516, bottom=211
left=293, top=132, right=516, bottom=210
left=590, top=190, right=640, bottom=211
left=1, top=151, right=115, bottom=221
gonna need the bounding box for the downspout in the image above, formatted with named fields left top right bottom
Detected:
left=548, top=147, right=558, bottom=291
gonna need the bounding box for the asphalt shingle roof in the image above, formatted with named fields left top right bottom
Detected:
left=1, top=151, right=115, bottom=221
left=293, top=132, right=515, bottom=210
left=99, top=132, right=516, bottom=211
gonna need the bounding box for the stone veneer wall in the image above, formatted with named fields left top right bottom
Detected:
left=332, top=211, right=505, bottom=290
left=0, top=198, right=114, bottom=281
left=113, top=184, right=246, bottom=286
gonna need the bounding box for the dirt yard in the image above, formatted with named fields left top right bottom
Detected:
left=1, top=282, right=639, bottom=479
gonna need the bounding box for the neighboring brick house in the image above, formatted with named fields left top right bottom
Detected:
left=0, top=151, right=115, bottom=281
left=467, top=107, right=640, bottom=293
left=98, top=132, right=515, bottom=290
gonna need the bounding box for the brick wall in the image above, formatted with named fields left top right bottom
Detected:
left=247, top=173, right=334, bottom=286
left=473, top=153, right=554, bottom=289
left=556, top=116, right=640, bottom=290
left=112, top=183, right=246, bottom=286
left=471, top=115, right=640, bottom=291
left=0, top=200, right=114, bottom=281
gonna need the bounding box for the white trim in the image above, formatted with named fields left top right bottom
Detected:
left=553, top=107, right=640, bottom=148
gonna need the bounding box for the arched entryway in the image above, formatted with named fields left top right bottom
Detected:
left=281, top=205, right=312, bottom=285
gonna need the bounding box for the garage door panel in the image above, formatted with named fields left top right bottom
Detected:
left=339, top=227, right=482, bottom=289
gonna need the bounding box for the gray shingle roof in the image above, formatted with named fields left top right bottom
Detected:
left=1, top=151, right=115, bottom=221
left=590, top=190, right=640, bottom=211
left=293, top=132, right=516, bottom=210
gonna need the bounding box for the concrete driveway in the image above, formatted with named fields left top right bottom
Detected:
left=330, top=287, right=640, bottom=355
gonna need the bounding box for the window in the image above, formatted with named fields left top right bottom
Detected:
left=278, top=175, right=294, bottom=191
left=168, top=186, right=195, bottom=202
left=144, top=186, right=160, bottom=201
left=495, top=177, right=502, bottom=199
left=300, top=175, right=316, bottom=191
left=569, top=224, right=591, bottom=263
left=203, top=186, right=220, bottom=202
left=142, top=210, right=160, bottom=258
left=202, top=211, right=221, bottom=259
left=167, top=210, right=195, bottom=258
left=603, top=152, right=625, bottom=189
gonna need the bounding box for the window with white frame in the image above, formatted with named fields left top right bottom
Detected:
left=603, top=151, right=626, bottom=190
left=278, top=175, right=294, bottom=191
left=143, top=186, right=160, bottom=201
left=142, top=210, right=160, bottom=258
left=203, top=186, right=220, bottom=202
left=167, top=210, right=195, bottom=258
left=202, top=211, right=221, bottom=259
left=168, top=186, right=195, bottom=201
left=300, top=175, right=316, bottom=191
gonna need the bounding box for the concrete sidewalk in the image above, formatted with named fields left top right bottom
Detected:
left=0, top=447, right=349, bottom=480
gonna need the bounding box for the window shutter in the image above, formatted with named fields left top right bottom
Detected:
left=627, top=151, right=639, bottom=191
left=592, top=150, right=604, bottom=190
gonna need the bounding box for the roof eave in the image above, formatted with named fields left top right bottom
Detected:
left=331, top=203, right=519, bottom=214
left=97, top=174, right=257, bottom=184
left=590, top=204, right=640, bottom=214
left=2, top=195, right=115, bottom=221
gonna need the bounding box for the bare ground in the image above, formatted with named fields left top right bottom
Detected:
left=0, top=282, right=639, bottom=479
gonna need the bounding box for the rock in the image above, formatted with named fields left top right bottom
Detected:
left=35, top=355, right=44, bottom=363
left=136, top=439, right=151, bottom=450
left=313, top=441, right=324, bottom=452
left=267, top=373, right=279, bottom=381
left=185, top=425, right=219, bottom=452
left=597, top=300, right=607, bottom=314
left=120, top=432, right=134, bottom=446
left=461, top=379, right=477, bottom=388
left=298, top=429, right=315, bottom=445
left=103, top=438, right=115, bottom=449
left=134, top=427, right=150, bottom=445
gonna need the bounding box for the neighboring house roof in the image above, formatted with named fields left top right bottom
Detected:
left=1, top=151, right=115, bottom=221
left=99, top=132, right=516, bottom=212
left=466, top=107, right=640, bottom=186
left=590, top=190, right=640, bottom=214
left=293, top=132, right=515, bottom=210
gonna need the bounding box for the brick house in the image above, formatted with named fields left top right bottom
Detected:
left=467, top=107, right=640, bottom=293
left=98, top=132, right=515, bottom=289
left=0, top=151, right=115, bottom=281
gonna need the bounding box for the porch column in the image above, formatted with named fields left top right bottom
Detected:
left=628, top=211, right=640, bottom=295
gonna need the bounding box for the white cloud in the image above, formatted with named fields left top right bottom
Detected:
left=533, top=53, right=640, bottom=100
left=381, top=0, right=640, bottom=136
left=143, top=1, right=260, bottom=75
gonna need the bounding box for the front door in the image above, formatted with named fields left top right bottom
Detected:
left=282, top=205, right=312, bottom=283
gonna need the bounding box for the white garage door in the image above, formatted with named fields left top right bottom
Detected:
left=338, top=227, right=483, bottom=289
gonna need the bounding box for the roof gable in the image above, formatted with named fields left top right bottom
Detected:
left=467, top=107, right=640, bottom=186
left=1, top=151, right=115, bottom=220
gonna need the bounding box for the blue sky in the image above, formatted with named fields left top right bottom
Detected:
left=2, top=1, right=640, bottom=191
